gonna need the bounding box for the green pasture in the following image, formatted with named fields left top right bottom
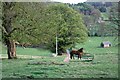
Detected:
left=101, top=13, right=109, bottom=20
left=76, top=37, right=118, bottom=54
left=1, top=37, right=118, bottom=78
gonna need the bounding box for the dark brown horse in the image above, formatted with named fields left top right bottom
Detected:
left=70, top=48, right=84, bottom=60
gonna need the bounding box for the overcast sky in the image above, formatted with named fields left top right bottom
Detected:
left=51, top=0, right=120, bottom=4
left=2, top=0, right=119, bottom=2
left=51, top=0, right=87, bottom=4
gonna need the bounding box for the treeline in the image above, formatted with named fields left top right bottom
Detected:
left=67, top=2, right=118, bottom=37
left=86, top=2, right=112, bottom=12
left=67, top=2, right=112, bottom=15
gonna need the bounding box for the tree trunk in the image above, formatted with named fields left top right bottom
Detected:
left=2, top=2, right=17, bottom=59
left=6, top=39, right=17, bottom=59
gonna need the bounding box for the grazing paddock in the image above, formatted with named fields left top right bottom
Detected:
left=1, top=37, right=118, bottom=78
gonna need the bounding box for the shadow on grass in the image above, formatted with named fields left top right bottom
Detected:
left=28, top=61, right=65, bottom=66
left=97, top=46, right=102, bottom=48
left=70, top=60, right=81, bottom=62
left=1, top=58, right=34, bottom=60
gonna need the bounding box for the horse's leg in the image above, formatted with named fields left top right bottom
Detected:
left=80, top=54, right=81, bottom=59
left=80, top=52, right=83, bottom=59
left=73, top=54, right=74, bottom=59
left=70, top=53, right=72, bottom=59
left=78, top=54, right=80, bottom=60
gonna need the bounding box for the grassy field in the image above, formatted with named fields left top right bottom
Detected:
left=1, top=37, right=118, bottom=78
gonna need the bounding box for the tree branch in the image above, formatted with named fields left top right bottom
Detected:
left=8, top=27, right=20, bottom=35
left=0, top=26, right=8, bottom=35
left=25, top=32, right=39, bottom=39
left=26, top=27, right=37, bottom=31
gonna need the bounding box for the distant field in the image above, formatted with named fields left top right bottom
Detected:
left=76, top=37, right=118, bottom=54
left=1, top=37, right=118, bottom=78
left=101, top=13, right=109, bottom=20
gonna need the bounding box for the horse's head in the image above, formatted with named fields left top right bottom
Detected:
left=78, top=48, right=84, bottom=56
left=78, top=48, right=84, bottom=52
